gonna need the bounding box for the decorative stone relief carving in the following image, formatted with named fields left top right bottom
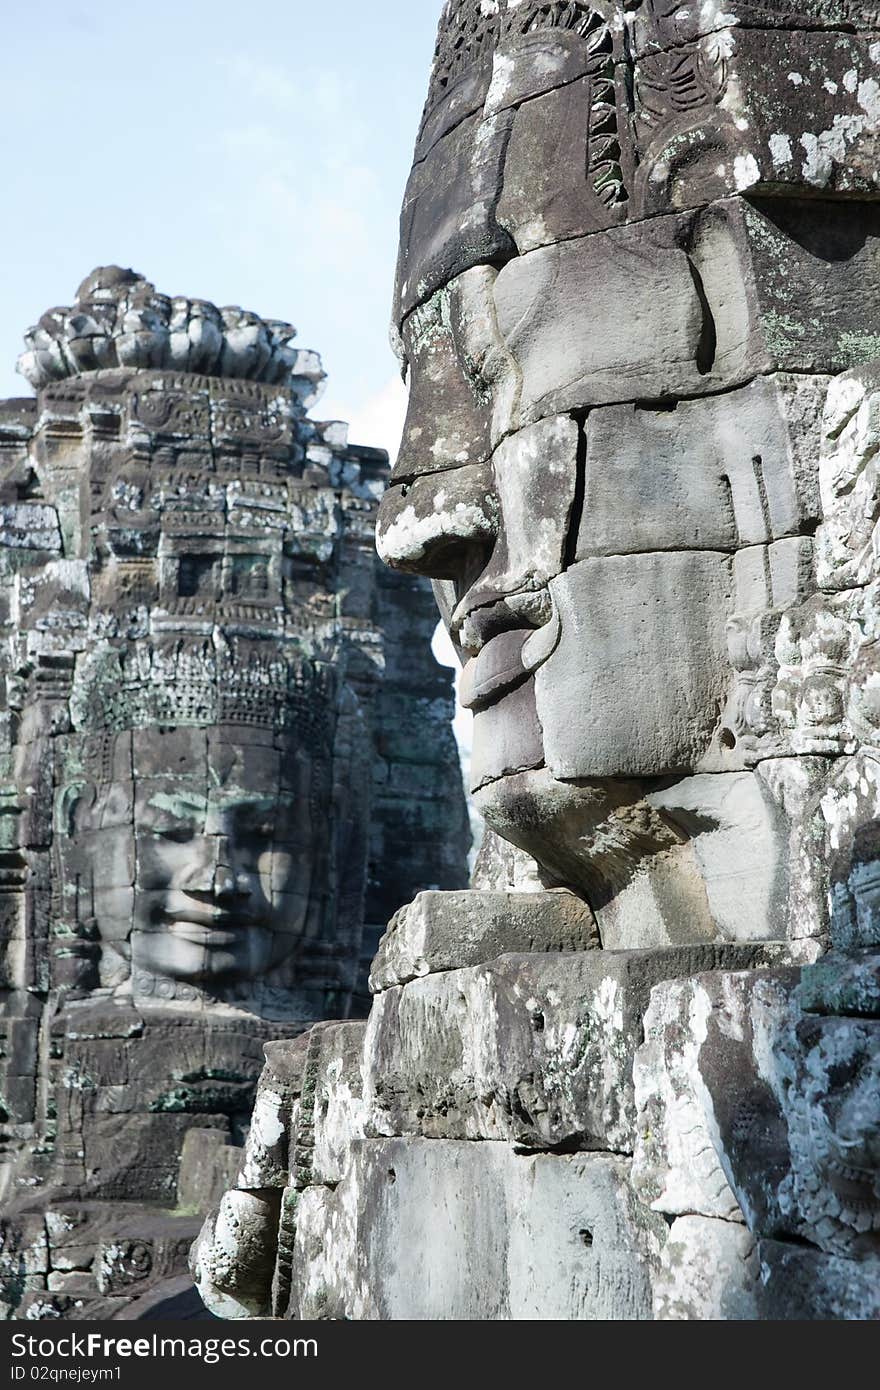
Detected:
left=0, top=269, right=469, bottom=1319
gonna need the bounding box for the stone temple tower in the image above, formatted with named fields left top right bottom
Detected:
left=0, top=268, right=470, bottom=1318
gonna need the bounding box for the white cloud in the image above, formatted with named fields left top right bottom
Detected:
left=432, top=622, right=473, bottom=757
left=217, top=55, right=304, bottom=113
left=209, top=51, right=398, bottom=407
left=345, top=372, right=408, bottom=458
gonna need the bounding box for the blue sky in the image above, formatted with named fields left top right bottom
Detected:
left=0, top=0, right=442, bottom=451
left=1, top=0, right=474, bottom=769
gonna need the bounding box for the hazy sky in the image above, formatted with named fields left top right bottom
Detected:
left=0, top=0, right=442, bottom=453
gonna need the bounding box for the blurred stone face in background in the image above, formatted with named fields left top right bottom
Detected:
left=68, top=727, right=320, bottom=989
left=0, top=264, right=470, bottom=1321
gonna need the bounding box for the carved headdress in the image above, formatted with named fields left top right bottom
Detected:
left=70, top=639, right=336, bottom=744
left=17, top=266, right=326, bottom=408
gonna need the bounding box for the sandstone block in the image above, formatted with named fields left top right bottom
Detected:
left=391, top=289, right=492, bottom=484
left=653, top=1215, right=760, bottom=1320
left=396, top=111, right=516, bottom=321
left=176, top=1129, right=242, bottom=1214
left=536, top=552, right=731, bottom=778
left=633, top=968, right=799, bottom=1233
left=492, top=212, right=703, bottom=418
left=415, top=60, right=492, bottom=164
left=46, top=1272, right=94, bottom=1294
left=578, top=376, right=825, bottom=560
left=757, top=1239, right=880, bottom=1320
left=80, top=1113, right=228, bottom=1204
left=310, top=1022, right=368, bottom=1188
left=486, top=24, right=627, bottom=119
left=291, top=1139, right=665, bottom=1322
left=365, top=945, right=780, bottom=1151
left=817, top=361, right=880, bottom=591
left=493, top=200, right=880, bottom=426
left=634, top=28, right=880, bottom=214
left=497, top=75, right=628, bottom=253
left=232, top=1022, right=367, bottom=1195
left=370, top=888, right=597, bottom=992
left=626, top=0, right=876, bottom=56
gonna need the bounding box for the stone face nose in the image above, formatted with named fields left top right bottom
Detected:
left=213, top=862, right=238, bottom=898
left=376, top=464, right=499, bottom=580
left=213, top=856, right=257, bottom=902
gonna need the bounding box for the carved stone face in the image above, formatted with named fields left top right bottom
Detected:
left=69, top=727, right=317, bottom=990
left=377, top=0, right=879, bottom=915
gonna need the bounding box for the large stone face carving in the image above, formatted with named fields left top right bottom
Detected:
left=0, top=269, right=469, bottom=1318
left=66, top=719, right=325, bottom=996
left=192, top=0, right=880, bottom=1322
left=52, top=647, right=338, bottom=1011
left=377, top=0, right=880, bottom=958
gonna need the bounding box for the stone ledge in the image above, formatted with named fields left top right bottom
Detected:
left=365, top=943, right=789, bottom=1152
left=289, top=1138, right=665, bottom=1321
left=369, top=887, right=598, bottom=992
